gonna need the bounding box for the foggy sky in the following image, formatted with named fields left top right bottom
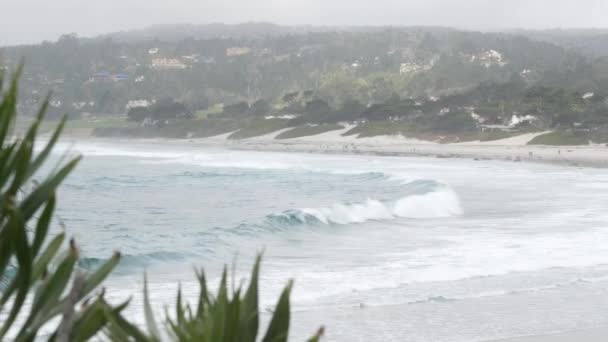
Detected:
left=2, top=0, right=607, bottom=46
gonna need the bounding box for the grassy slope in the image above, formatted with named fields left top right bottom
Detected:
left=93, top=118, right=239, bottom=138
left=343, top=122, right=535, bottom=143
left=276, top=124, right=344, bottom=139
left=195, top=104, right=224, bottom=119
left=228, top=119, right=290, bottom=140
left=79, top=115, right=546, bottom=144
left=528, top=131, right=589, bottom=146
left=342, top=122, right=417, bottom=138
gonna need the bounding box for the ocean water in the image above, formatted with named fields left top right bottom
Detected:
left=48, top=139, right=608, bottom=341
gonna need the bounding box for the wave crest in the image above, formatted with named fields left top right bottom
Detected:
left=266, top=187, right=462, bottom=226
left=79, top=251, right=187, bottom=273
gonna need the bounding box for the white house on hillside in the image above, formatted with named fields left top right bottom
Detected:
left=150, top=58, right=187, bottom=70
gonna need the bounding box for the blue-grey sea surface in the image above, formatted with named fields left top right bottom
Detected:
left=48, top=140, right=608, bottom=341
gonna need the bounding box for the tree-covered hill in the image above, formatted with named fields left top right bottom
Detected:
left=0, top=24, right=588, bottom=117
left=3, top=24, right=608, bottom=144
left=517, top=29, right=608, bottom=58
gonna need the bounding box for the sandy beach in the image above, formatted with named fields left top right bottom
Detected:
left=175, top=126, right=608, bottom=168
left=489, top=326, right=608, bottom=342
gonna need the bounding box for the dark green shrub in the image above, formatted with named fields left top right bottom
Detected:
left=0, top=65, right=124, bottom=341
left=0, top=68, right=321, bottom=341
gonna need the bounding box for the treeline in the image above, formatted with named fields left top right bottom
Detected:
left=127, top=98, right=193, bottom=122
left=206, top=73, right=608, bottom=133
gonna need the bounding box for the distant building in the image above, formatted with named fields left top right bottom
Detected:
left=256, top=48, right=271, bottom=56
left=150, top=58, right=187, bottom=70
left=126, top=99, right=151, bottom=109
left=510, top=114, right=537, bottom=127
left=91, top=72, right=111, bottom=81
left=467, top=107, right=486, bottom=124
left=112, top=73, right=129, bottom=81
left=148, top=47, right=159, bottom=55
left=91, top=72, right=128, bottom=82
left=399, top=62, right=432, bottom=75
left=226, top=47, right=251, bottom=57
left=583, top=92, right=595, bottom=100
left=72, top=102, right=88, bottom=110
left=438, top=107, right=451, bottom=116
left=264, top=114, right=300, bottom=120
left=181, top=54, right=200, bottom=63
left=200, top=56, right=216, bottom=64
left=471, top=50, right=507, bottom=68
left=520, top=69, right=532, bottom=76
left=272, top=54, right=290, bottom=62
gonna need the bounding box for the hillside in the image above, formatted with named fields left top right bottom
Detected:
left=0, top=25, right=582, bottom=113
left=518, top=29, right=608, bottom=58
left=2, top=24, right=608, bottom=144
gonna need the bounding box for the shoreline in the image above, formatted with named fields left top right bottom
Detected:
left=220, top=138, right=608, bottom=168
left=186, top=127, right=608, bottom=168
left=60, top=127, right=608, bottom=168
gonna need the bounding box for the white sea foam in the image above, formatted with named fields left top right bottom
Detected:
left=297, top=188, right=463, bottom=225
left=48, top=140, right=186, bottom=159
left=392, top=187, right=463, bottom=218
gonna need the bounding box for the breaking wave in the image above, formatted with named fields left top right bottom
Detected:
left=266, top=186, right=462, bottom=226
left=79, top=251, right=189, bottom=273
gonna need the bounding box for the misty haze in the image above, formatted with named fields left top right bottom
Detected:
left=2, top=1, right=608, bottom=341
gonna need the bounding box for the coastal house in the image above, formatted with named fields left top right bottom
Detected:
left=582, top=92, right=595, bottom=100
left=264, top=114, right=300, bottom=120
left=112, top=73, right=129, bottom=81
left=226, top=47, right=252, bottom=57
left=72, top=101, right=88, bottom=110
left=273, top=54, right=290, bottom=62
left=91, top=72, right=128, bottom=82
left=150, top=58, right=187, bottom=70
left=399, top=62, right=432, bottom=75
left=181, top=54, right=200, bottom=63
left=438, top=107, right=451, bottom=116
left=400, top=63, right=422, bottom=75
left=470, top=50, right=507, bottom=68
left=510, top=114, right=537, bottom=127
left=255, top=48, right=272, bottom=57
left=200, top=56, right=216, bottom=64
left=471, top=112, right=485, bottom=124
left=126, top=99, right=152, bottom=109
left=91, top=72, right=111, bottom=81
